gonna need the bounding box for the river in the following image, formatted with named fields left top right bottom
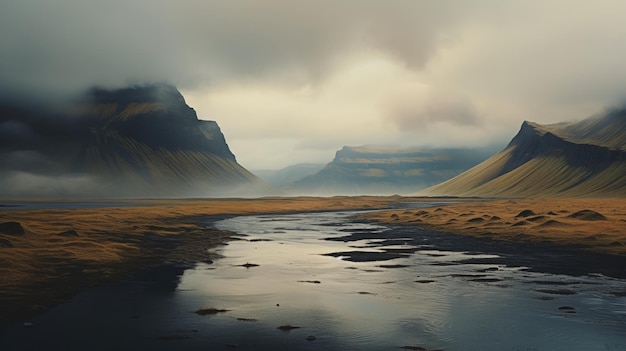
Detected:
left=2, top=208, right=625, bottom=350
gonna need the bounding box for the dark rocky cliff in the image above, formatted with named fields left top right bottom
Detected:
left=503, top=120, right=625, bottom=174
left=0, top=84, right=267, bottom=198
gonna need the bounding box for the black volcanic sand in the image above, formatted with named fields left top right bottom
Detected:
left=325, top=222, right=626, bottom=279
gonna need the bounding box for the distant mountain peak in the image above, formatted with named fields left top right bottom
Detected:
left=75, top=83, right=197, bottom=124
left=422, top=108, right=626, bottom=198
left=0, top=84, right=269, bottom=198
left=287, top=145, right=494, bottom=196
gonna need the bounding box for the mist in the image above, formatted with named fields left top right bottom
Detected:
left=3, top=1, right=626, bottom=174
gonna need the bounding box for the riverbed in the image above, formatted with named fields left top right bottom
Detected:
left=2, top=208, right=625, bottom=350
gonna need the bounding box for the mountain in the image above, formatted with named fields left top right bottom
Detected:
left=421, top=108, right=626, bottom=197
left=0, top=84, right=268, bottom=198
left=253, top=163, right=326, bottom=188
left=285, top=145, right=495, bottom=195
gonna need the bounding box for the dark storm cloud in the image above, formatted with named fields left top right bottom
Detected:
left=3, top=0, right=626, bottom=170
left=0, top=120, right=39, bottom=145
left=0, top=0, right=483, bottom=102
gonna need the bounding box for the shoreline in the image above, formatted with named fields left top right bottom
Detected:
left=0, top=196, right=431, bottom=327
left=363, top=198, right=626, bottom=256
left=2, top=196, right=625, bottom=328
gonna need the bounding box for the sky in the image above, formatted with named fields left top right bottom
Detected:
left=2, top=1, right=626, bottom=170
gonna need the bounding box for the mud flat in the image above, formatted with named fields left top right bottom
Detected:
left=365, top=198, right=626, bottom=256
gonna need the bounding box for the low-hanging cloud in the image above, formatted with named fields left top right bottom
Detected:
left=0, top=0, right=482, bottom=102
left=3, top=1, right=626, bottom=170
left=383, top=86, right=481, bottom=130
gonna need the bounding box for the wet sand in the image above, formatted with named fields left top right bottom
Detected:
left=364, top=198, right=626, bottom=256
left=0, top=196, right=428, bottom=327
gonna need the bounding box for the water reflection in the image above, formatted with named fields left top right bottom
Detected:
left=202, top=211, right=626, bottom=350
left=1, top=209, right=625, bottom=350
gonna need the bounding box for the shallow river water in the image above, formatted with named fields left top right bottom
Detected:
left=2, top=208, right=626, bottom=350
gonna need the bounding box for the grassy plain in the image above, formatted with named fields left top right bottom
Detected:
left=2, top=196, right=625, bottom=327
left=0, top=196, right=417, bottom=326
left=365, top=198, right=626, bottom=255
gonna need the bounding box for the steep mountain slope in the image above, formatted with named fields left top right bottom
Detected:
left=421, top=109, right=626, bottom=197
left=286, top=146, right=494, bottom=195
left=0, top=84, right=268, bottom=198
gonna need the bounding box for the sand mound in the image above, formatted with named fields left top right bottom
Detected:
left=515, top=210, right=536, bottom=218
left=538, top=220, right=569, bottom=227
left=0, top=222, right=25, bottom=235
left=512, top=220, right=529, bottom=227
left=467, top=217, right=485, bottom=223
left=527, top=215, right=547, bottom=222
left=567, top=210, right=607, bottom=221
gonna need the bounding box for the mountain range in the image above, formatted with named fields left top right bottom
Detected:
left=0, top=84, right=267, bottom=198
left=421, top=109, right=626, bottom=197
left=2, top=83, right=624, bottom=199
left=283, top=145, right=495, bottom=195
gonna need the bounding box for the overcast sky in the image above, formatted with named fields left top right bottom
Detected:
left=2, top=1, right=626, bottom=170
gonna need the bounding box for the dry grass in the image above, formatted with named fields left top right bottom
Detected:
left=0, top=196, right=419, bottom=326
left=365, top=198, right=626, bottom=255
left=3, top=195, right=623, bottom=326
left=422, top=148, right=626, bottom=198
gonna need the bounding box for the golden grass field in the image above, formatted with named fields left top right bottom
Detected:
left=0, top=196, right=412, bottom=326
left=1, top=196, right=625, bottom=326
left=365, top=198, right=626, bottom=255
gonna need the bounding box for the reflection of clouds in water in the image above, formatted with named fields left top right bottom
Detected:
left=201, top=210, right=626, bottom=350
left=2, top=209, right=624, bottom=350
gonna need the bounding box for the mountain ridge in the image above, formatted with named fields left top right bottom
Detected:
left=0, top=84, right=268, bottom=198
left=421, top=109, right=626, bottom=198
left=286, top=145, right=495, bottom=195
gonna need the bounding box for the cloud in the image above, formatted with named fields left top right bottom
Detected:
left=0, top=171, right=98, bottom=198
left=184, top=55, right=505, bottom=169
left=424, top=1, right=626, bottom=122
left=0, top=120, right=40, bottom=146
left=0, top=0, right=481, bottom=101
left=3, top=1, right=626, bottom=170
left=382, top=85, right=481, bottom=130
left=3, top=1, right=626, bottom=108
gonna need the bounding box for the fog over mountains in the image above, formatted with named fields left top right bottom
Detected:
left=280, top=145, right=495, bottom=195
left=0, top=84, right=267, bottom=198
left=2, top=82, right=624, bottom=199
left=422, top=109, right=626, bottom=197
